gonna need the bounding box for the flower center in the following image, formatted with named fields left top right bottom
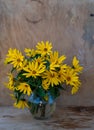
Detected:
left=50, top=73, right=55, bottom=78
left=67, top=76, right=71, bottom=81
left=17, top=58, right=21, bottom=62
left=44, top=48, right=47, bottom=52
left=32, top=70, right=36, bottom=74
left=58, top=74, right=61, bottom=78
left=25, top=85, right=28, bottom=87
left=55, top=60, right=58, bottom=64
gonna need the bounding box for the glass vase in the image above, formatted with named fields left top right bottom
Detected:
left=29, top=102, right=56, bottom=120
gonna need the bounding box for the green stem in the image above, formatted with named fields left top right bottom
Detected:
left=40, top=104, right=46, bottom=117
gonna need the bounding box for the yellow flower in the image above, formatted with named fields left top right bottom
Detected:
left=50, top=51, right=66, bottom=65
left=36, top=41, right=52, bottom=56
left=42, top=71, right=61, bottom=87
left=4, top=48, right=14, bottom=64
left=16, top=83, right=32, bottom=96
left=14, top=100, right=29, bottom=109
left=71, top=84, right=80, bottom=95
left=5, top=73, right=14, bottom=90
left=72, top=56, right=83, bottom=73
left=57, top=65, right=68, bottom=82
left=5, top=48, right=24, bottom=68
left=50, top=62, right=59, bottom=71
left=42, top=80, right=50, bottom=90
left=58, top=70, right=65, bottom=83
left=17, top=59, right=28, bottom=71
left=34, top=57, right=46, bottom=66
left=60, top=64, right=68, bottom=72
left=65, top=67, right=80, bottom=87
left=24, top=48, right=36, bottom=57
left=23, top=61, right=46, bottom=78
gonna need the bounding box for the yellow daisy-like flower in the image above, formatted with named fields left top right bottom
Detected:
left=17, top=59, right=28, bottom=71
left=4, top=48, right=14, bottom=64
left=58, top=70, right=65, bottom=83
left=36, top=41, right=52, bottom=56
left=14, top=100, right=29, bottom=109
left=56, top=65, right=68, bottom=83
left=65, top=67, right=80, bottom=87
left=34, top=56, right=46, bottom=66
left=42, top=80, right=50, bottom=90
left=72, top=56, right=83, bottom=73
left=71, top=81, right=81, bottom=95
left=23, top=61, right=46, bottom=78
left=5, top=73, right=14, bottom=90
left=50, top=62, right=59, bottom=71
left=42, top=71, right=61, bottom=87
left=60, top=64, right=68, bottom=72
left=50, top=51, right=66, bottom=65
left=24, top=48, right=36, bottom=57
left=5, top=48, right=24, bottom=68
left=16, top=83, right=32, bottom=96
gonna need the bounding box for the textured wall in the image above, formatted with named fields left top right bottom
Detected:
left=0, top=0, right=94, bottom=106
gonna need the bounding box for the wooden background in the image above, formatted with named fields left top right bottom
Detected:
left=0, top=0, right=94, bottom=106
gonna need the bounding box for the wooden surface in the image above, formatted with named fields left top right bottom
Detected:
left=0, top=0, right=94, bottom=106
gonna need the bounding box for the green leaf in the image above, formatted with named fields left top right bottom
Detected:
left=14, top=90, right=23, bottom=103
left=36, top=87, right=46, bottom=98
left=49, top=86, right=60, bottom=99
left=45, top=60, right=50, bottom=70
left=36, top=77, right=42, bottom=86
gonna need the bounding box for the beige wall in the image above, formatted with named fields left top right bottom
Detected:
left=0, top=0, right=94, bottom=106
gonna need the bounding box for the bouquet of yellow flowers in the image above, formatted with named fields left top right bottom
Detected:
left=4, top=41, right=83, bottom=118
